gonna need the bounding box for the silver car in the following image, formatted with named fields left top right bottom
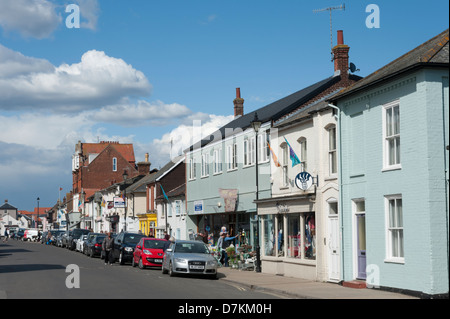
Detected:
left=162, top=240, right=218, bottom=279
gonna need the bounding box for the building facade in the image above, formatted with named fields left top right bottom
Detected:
left=329, top=29, right=449, bottom=297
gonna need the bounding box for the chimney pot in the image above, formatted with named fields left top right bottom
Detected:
left=337, top=30, right=344, bottom=45
left=236, top=88, right=241, bottom=99
left=233, top=88, right=244, bottom=118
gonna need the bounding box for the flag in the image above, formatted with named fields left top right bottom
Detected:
left=101, top=198, right=106, bottom=207
left=267, top=142, right=281, bottom=167
left=284, top=137, right=301, bottom=167
left=160, top=184, right=169, bottom=201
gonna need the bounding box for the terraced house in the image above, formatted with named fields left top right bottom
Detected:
left=329, top=29, right=449, bottom=298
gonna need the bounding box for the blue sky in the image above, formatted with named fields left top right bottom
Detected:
left=0, top=0, right=448, bottom=211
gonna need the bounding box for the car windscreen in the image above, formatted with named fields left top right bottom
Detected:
left=95, top=236, right=106, bottom=243
left=143, top=240, right=166, bottom=249
left=175, top=242, right=209, bottom=254
left=123, top=234, right=145, bottom=244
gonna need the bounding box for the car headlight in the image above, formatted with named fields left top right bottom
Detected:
left=143, top=249, right=153, bottom=255
left=206, top=260, right=217, bottom=267
left=124, top=247, right=133, bottom=252
left=174, top=258, right=187, bottom=264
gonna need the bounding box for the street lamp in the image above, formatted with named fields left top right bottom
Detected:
left=122, top=170, right=128, bottom=232
left=36, top=197, right=40, bottom=230
left=251, top=112, right=262, bottom=273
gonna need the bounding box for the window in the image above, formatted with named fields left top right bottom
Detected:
left=213, top=149, right=222, bottom=174
left=243, top=137, right=255, bottom=167
left=175, top=200, right=181, bottom=216
left=201, top=153, right=209, bottom=177
left=188, top=158, right=196, bottom=180
left=386, top=195, right=404, bottom=260
left=227, top=143, right=237, bottom=170
left=167, top=202, right=172, bottom=218
left=384, top=101, right=401, bottom=169
left=263, top=215, right=276, bottom=256
left=112, top=157, right=117, bottom=172
left=328, top=126, right=337, bottom=175
left=258, top=130, right=270, bottom=163
left=298, top=137, right=307, bottom=172
left=281, top=143, right=289, bottom=187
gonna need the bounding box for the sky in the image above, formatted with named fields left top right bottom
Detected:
left=0, top=0, right=448, bottom=211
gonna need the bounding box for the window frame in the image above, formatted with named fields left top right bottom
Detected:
left=384, top=194, right=404, bottom=263
left=281, top=142, right=289, bottom=188
left=328, top=125, right=337, bottom=176
left=382, top=100, right=401, bottom=171
left=112, top=157, right=117, bottom=172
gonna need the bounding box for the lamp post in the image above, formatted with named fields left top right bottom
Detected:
left=251, top=112, right=262, bottom=273
left=36, top=197, right=40, bottom=229
left=122, top=170, right=128, bottom=232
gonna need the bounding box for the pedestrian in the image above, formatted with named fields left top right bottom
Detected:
left=217, top=231, right=238, bottom=267
left=102, top=232, right=114, bottom=265
left=163, top=231, right=170, bottom=241
left=163, top=236, right=175, bottom=252
left=3, top=228, right=8, bottom=242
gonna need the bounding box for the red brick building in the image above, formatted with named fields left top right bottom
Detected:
left=72, top=141, right=140, bottom=212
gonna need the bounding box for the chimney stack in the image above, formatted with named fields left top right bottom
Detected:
left=332, top=30, right=350, bottom=77
left=137, top=153, right=151, bottom=175
left=233, top=88, right=244, bottom=118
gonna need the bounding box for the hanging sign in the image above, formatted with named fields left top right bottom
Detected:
left=295, top=172, right=314, bottom=191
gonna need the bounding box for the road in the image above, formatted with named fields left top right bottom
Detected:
left=0, top=239, right=282, bottom=300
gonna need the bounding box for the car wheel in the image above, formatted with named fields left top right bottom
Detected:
left=90, top=249, right=94, bottom=258
left=139, top=258, right=145, bottom=270
left=162, top=262, right=168, bottom=274
left=132, top=257, right=137, bottom=267
left=169, top=261, right=176, bottom=277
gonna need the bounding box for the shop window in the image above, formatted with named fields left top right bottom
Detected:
left=277, top=216, right=285, bottom=256
left=263, top=215, right=276, bottom=256
left=305, top=213, right=316, bottom=260
left=287, top=215, right=300, bottom=258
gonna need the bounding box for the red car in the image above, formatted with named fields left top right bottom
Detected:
left=132, top=237, right=167, bottom=269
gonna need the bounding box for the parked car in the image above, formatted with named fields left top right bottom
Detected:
left=61, top=230, right=72, bottom=248
left=40, top=231, right=48, bottom=244
left=76, top=234, right=88, bottom=252
left=86, top=234, right=106, bottom=258
left=50, top=230, right=65, bottom=245
left=162, top=240, right=218, bottom=279
left=82, top=232, right=101, bottom=255
left=132, top=237, right=167, bottom=269
left=23, top=229, right=39, bottom=242
left=112, top=232, right=147, bottom=265
left=67, top=228, right=90, bottom=250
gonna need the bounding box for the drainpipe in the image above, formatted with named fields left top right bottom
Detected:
left=328, top=103, right=345, bottom=282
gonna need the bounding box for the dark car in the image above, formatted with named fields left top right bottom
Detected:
left=50, top=230, right=65, bottom=245
left=67, top=228, right=91, bottom=250
left=16, top=228, right=25, bottom=240
left=85, top=234, right=106, bottom=257
left=61, top=230, right=72, bottom=248
left=112, top=232, right=146, bottom=265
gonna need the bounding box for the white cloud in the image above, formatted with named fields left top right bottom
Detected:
left=0, top=46, right=152, bottom=112
left=75, top=0, right=100, bottom=30
left=0, top=0, right=61, bottom=39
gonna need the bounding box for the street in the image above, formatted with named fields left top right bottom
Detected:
left=0, top=239, right=282, bottom=300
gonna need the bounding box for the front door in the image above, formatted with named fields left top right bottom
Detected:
left=356, top=214, right=366, bottom=279
left=328, top=215, right=340, bottom=282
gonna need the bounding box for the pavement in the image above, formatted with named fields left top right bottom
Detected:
left=217, top=267, right=418, bottom=299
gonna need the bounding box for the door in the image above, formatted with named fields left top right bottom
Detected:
left=356, top=214, right=366, bottom=279
left=328, top=216, right=340, bottom=281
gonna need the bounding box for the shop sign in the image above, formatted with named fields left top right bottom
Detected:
left=295, top=172, right=314, bottom=190
left=194, top=200, right=203, bottom=214
left=114, top=197, right=126, bottom=208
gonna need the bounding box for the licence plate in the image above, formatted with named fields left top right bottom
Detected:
left=189, top=265, right=204, bottom=270
left=154, top=259, right=162, bottom=263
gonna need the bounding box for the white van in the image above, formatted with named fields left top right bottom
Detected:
left=23, top=229, right=39, bottom=241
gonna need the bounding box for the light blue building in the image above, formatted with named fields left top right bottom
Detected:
left=329, top=29, right=449, bottom=297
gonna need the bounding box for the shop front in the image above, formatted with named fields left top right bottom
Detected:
left=256, top=194, right=321, bottom=281
left=138, top=212, right=157, bottom=237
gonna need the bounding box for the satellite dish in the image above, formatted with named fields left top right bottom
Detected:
left=349, top=62, right=360, bottom=73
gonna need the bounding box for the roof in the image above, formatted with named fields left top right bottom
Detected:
left=330, top=29, right=449, bottom=102
left=185, top=74, right=359, bottom=151
left=81, top=142, right=136, bottom=164
left=0, top=202, right=17, bottom=210
left=127, top=155, right=184, bottom=192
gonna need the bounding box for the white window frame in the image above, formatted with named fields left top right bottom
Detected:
left=384, top=194, right=404, bottom=263
left=243, top=137, right=256, bottom=167
left=112, top=157, right=117, bottom=172
left=227, top=143, right=237, bottom=171
left=175, top=200, right=181, bottom=216
left=328, top=126, right=337, bottom=176
left=213, top=149, right=222, bottom=174
left=382, top=100, right=401, bottom=171
left=201, top=153, right=209, bottom=177
left=281, top=143, right=289, bottom=187
left=258, top=130, right=270, bottom=163
left=188, top=157, right=196, bottom=180
left=298, top=137, right=307, bottom=172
